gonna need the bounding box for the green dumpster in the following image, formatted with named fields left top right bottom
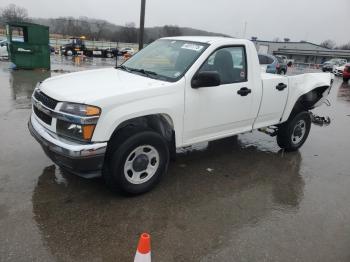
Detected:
left=6, top=22, right=50, bottom=70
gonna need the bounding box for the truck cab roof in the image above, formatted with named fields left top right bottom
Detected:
left=161, top=36, right=245, bottom=45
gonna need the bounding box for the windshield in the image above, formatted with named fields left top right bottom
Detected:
left=120, top=39, right=209, bottom=82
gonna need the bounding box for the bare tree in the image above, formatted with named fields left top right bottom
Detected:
left=92, top=20, right=107, bottom=41
left=336, top=42, right=350, bottom=50
left=78, top=17, right=92, bottom=39
left=273, top=37, right=280, bottom=42
left=162, top=25, right=181, bottom=37
left=284, top=38, right=290, bottom=42
left=0, top=4, right=29, bottom=22
left=320, top=39, right=336, bottom=49
left=121, top=22, right=138, bottom=43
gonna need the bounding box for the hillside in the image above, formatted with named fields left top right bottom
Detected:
left=30, top=17, right=229, bottom=43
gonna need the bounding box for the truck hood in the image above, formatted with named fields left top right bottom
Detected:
left=39, top=68, right=169, bottom=104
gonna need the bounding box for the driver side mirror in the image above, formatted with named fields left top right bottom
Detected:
left=191, top=71, right=221, bottom=89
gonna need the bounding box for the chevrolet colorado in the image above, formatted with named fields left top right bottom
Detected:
left=29, top=36, right=333, bottom=194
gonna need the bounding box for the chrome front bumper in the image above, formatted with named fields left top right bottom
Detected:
left=28, top=114, right=107, bottom=178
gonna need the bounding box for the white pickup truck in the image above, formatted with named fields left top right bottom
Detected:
left=29, top=36, right=332, bottom=194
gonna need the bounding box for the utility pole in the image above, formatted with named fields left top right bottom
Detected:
left=242, top=21, right=247, bottom=39
left=138, top=0, right=146, bottom=50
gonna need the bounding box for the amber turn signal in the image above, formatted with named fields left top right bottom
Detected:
left=82, top=125, right=96, bottom=140
left=86, top=106, right=101, bottom=116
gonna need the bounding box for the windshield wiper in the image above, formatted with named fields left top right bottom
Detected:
left=116, top=64, right=131, bottom=72
left=128, top=68, right=159, bottom=79
left=117, top=66, right=160, bottom=79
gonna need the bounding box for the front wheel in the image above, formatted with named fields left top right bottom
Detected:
left=104, top=128, right=169, bottom=194
left=277, top=111, right=311, bottom=151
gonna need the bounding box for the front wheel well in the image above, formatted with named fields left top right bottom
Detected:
left=107, top=114, right=176, bottom=159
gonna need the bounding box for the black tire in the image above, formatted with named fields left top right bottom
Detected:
left=104, top=127, right=169, bottom=195
left=343, top=77, right=349, bottom=83
left=277, top=111, right=311, bottom=151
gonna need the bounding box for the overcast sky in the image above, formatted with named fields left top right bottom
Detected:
left=2, top=0, right=349, bottom=45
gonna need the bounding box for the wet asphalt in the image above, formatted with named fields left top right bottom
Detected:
left=0, top=57, right=350, bottom=262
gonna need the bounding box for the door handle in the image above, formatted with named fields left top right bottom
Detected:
left=237, top=87, right=251, bottom=96
left=276, top=83, right=287, bottom=91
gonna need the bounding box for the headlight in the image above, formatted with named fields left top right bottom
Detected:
left=57, top=103, right=101, bottom=142
left=57, top=121, right=96, bottom=141
left=60, top=102, right=101, bottom=117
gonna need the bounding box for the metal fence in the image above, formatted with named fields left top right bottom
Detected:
left=292, top=62, right=322, bottom=70
left=0, top=34, right=139, bottom=51
left=49, top=38, right=139, bottom=51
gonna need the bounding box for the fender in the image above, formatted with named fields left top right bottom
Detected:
left=91, top=91, right=184, bottom=146
left=281, top=73, right=333, bottom=122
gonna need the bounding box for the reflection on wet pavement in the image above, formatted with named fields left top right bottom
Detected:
left=337, top=81, right=350, bottom=103
left=1, top=60, right=350, bottom=262
left=32, top=137, right=304, bottom=261
left=9, top=70, right=51, bottom=109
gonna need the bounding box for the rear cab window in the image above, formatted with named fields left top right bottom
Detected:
left=259, top=54, right=274, bottom=65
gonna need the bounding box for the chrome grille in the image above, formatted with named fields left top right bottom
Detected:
left=34, top=105, right=52, bottom=125
left=34, top=90, right=58, bottom=110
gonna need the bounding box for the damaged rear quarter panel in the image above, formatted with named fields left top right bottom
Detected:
left=281, top=73, right=332, bottom=122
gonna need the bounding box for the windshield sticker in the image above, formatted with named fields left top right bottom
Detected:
left=181, top=43, right=204, bottom=52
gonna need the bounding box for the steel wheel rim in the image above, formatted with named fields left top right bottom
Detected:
left=291, top=120, right=306, bottom=145
left=123, top=145, right=160, bottom=185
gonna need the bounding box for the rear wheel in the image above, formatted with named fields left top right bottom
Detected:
left=277, top=111, right=311, bottom=151
left=343, top=77, right=349, bottom=83
left=104, top=127, right=169, bottom=194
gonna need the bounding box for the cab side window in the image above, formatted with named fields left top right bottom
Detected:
left=199, top=46, right=247, bottom=84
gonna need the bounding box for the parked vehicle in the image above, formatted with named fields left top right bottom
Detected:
left=276, top=55, right=294, bottom=67
left=322, top=61, right=334, bottom=72
left=343, top=64, right=350, bottom=82
left=29, top=36, right=333, bottom=194
left=333, top=64, right=346, bottom=76
left=60, top=37, right=118, bottom=58
left=259, top=53, right=287, bottom=74
left=0, top=39, right=8, bottom=58
left=276, top=56, right=288, bottom=75
left=322, top=59, right=347, bottom=72
left=1, top=36, right=39, bottom=59
left=49, top=45, right=56, bottom=53
left=120, top=47, right=135, bottom=56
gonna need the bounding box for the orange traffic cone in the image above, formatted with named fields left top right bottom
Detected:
left=134, top=233, right=151, bottom=262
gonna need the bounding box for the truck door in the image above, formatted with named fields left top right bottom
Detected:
left=253, top=75, right=289, bottom=129
left=183, top=46, right=257, bottom=145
